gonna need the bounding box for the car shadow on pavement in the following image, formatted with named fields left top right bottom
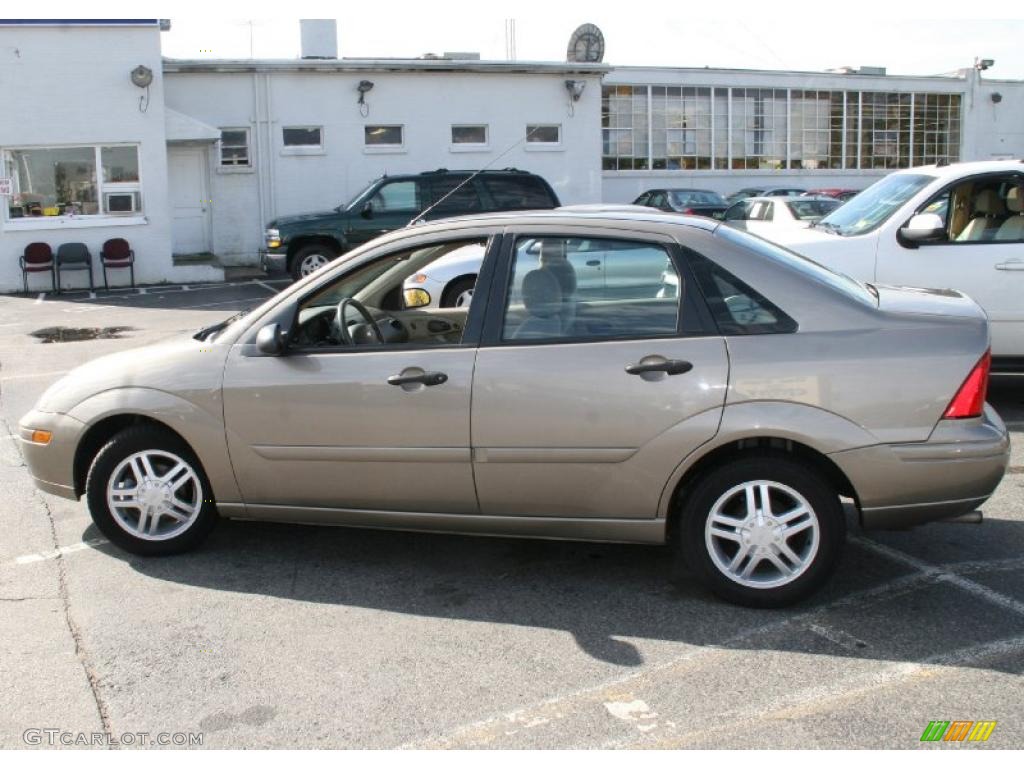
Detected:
left=85, top=509, right=1024, bottom=671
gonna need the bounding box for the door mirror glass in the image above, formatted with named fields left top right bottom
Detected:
left=900, top=212, right=945, bottom=242
left=255, top=323, right=286, bottom=355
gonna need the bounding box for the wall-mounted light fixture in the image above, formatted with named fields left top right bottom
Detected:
left=991, top=92, right=1003, bottom=104
left=975, top=57, right=995, bottom=71
left=565, top=79, right=586, bottom=101
left=564, top=79, right=586, bottom=116
left=130, top=65, right=153, bottom=113
left=357, top=80, right=374, bottom=117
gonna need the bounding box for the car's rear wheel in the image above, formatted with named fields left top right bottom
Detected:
left=290, top=244, right=338, bottom=281
left=85, top=425, right=217, bottom=555
left=441, top=276, right=476, bottom=308
left=678, top=455, right=845, bottom=608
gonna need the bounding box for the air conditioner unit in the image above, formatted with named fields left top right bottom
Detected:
left=105, top=192, right=137, bottom=213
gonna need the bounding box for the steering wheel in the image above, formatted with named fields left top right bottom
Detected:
left=335, top=298, right=385, bottom=345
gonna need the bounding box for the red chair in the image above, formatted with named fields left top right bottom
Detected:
left=100, top=238, right=135, bottom=290
left=19, top=242, right=56, bottom=293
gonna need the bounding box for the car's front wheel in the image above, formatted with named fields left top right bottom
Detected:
left=85, top=425, right=217, bottom=555
left=678, top=455, right=845, bottom=608
left=290, top=244, right=338, bottom=281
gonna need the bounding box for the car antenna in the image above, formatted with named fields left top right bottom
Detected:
left=408, top=126, right=544, bottom=226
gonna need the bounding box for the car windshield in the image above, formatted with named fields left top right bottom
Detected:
left=786, top=199, right=841, bottom=221
left=816, top=173, right=934, bottom=236
left=671, top=191, right=726, bottom=206
left=716, top=225, right=876, bottom=306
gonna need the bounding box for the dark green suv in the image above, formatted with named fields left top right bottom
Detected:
left=262, top=168, right=561, bottom=280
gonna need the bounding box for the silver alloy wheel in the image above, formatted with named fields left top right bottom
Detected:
left=704, top=480, right=820, bottom=589
left=106, top=450, right=203, bottom=541
left=299, top=252, right=331, bottom=277
left=453, top=287, right=474, bottom=308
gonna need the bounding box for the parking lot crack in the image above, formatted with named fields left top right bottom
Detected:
left=34, top=491, right=116, bottom=746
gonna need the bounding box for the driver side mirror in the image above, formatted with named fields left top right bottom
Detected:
left=900, top=212, right=945, bottom=244
left=361, top=201, right=374, bottom=219
left=255, top=323, right=286, bottom=356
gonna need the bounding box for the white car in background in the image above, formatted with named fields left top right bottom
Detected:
left=762, top=160, right=1024, bottom=368
left=722, top=195, right=842, bottom=237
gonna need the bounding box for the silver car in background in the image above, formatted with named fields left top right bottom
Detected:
left=20, top=211, right=1009, bottom=607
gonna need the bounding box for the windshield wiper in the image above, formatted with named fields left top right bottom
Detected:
left=194, top=310, right=249, bottom=341
left=814, top=221, right=843, bottom=235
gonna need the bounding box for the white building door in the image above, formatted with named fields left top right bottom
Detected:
left=168, top=146, right=211, bottom=255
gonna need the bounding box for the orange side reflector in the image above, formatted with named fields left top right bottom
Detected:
left=30, top=430, right=52, bottom=445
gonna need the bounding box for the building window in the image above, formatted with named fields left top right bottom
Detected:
left=451, top=124, right=488, bottom=147
left=730, top=88, right=788, bottom=170
left=651, top=86, right=715, bottom=170
left=219, top=129, right=250, bottom=166
left=911, top=93, right=961, bottom=166
left=364, top=125, right=404, bottom=148
left=601, top=85, right=961, bottom=172
left=3, top=144, right=141, bottom=221
left=789, top=90, right=845, bottom=170
left=282, top=126, right=323, bottom=148
left=526, top=124, right=561, bottom=145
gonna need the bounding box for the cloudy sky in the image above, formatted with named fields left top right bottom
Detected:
left=152, top=1, right=1024, bottom=80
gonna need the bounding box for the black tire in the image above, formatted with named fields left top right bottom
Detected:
left=290, top=243, right=339, bottom=281
left=441, top=276, right=477, bottom=308
left=677, top=455, right=845, bottom=608
left=85, top=425, right=217, bottom=556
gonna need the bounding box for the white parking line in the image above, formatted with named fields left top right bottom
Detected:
left=852, top=536, right=1024, bottom=618
left=13, top=537, right=110, bottom=566
left=253, top=280, right=279, bottom=294
left=34, top=293, right=45, bottom=304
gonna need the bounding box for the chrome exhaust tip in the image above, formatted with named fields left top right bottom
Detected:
left=939, top=510, right=984, bottom=524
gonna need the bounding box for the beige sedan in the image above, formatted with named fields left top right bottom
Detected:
left=19, top=211, right=1009, bottom=607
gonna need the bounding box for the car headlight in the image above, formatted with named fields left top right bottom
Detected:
left=403, top=288, right=431, bottom=308
left=265, top=228, right=281, bottom=249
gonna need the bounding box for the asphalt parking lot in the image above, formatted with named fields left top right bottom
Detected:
left=1, top=281, right=1023, bottom=749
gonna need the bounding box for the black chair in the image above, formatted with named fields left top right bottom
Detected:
left=56, top=242, right=95, bottom=293
left=19, top=242, right=57, bottom=293
left=100, top=238, right=135, bottom=290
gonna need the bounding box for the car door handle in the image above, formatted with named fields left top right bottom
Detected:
left=586, top=259, right=601, bottom=267
left=388, top=371, right=448, bottom=387
left=995, top=261, right=1024, bottom=271
left=625, top=359, right=693, bottom=376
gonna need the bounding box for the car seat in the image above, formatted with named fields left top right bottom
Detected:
left=956, top=189, right=1006, bottom=241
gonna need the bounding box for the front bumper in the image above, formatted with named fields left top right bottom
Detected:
left=260, top=248, right=288, bottom=274
left=18, top=409, right=85, bottom=501
left=832, top=404, right=1011, bottom=529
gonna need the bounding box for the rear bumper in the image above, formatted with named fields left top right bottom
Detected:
left=832, top=404, right=1010, bottom=529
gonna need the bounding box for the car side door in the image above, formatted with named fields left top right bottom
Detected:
left=876, top=173, right=1024, bottom=357
left=470, top=226, right=729, bottom=521
left=221, top=229, right=501, bottom=518
left=348, top=179, right=425, bottom=244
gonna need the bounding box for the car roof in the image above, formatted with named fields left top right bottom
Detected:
left=746, top=195, right=837, bottom=203
left=375, top=168, right=542, bottom=181
left=402, top=208, right=721, bottom=237
left=891, top=159, right=1024, bottom=180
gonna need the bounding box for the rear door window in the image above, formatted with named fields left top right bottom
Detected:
left=427, top=177, right=482, bottom=216
left=501, top=236, right=680, bottom=342
left=482, top=176, right=557, bottom=210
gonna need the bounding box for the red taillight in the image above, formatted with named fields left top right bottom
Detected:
left=943, top=349, right=991, bottom=419
left=682, top=208, right=695, bottom=215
